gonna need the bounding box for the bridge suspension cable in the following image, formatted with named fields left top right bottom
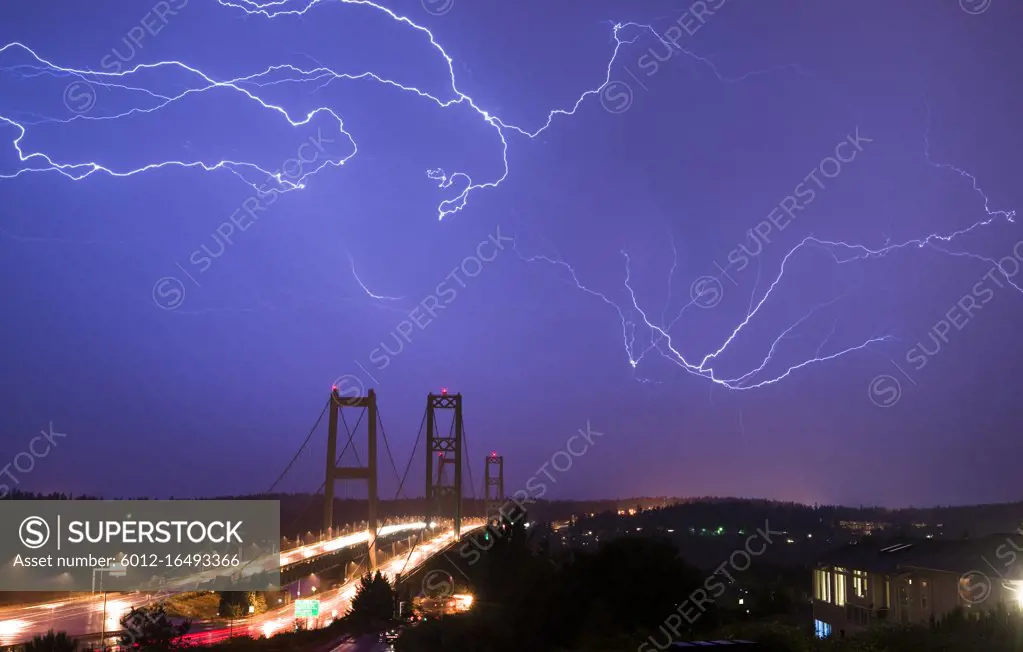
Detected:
left=395, top=410, right=427, bottom=500
left=265, top=397, right=330, bottom=494
left=377, top=409, right=404, bottom=495
left=463, top=420, right=476, bottom=500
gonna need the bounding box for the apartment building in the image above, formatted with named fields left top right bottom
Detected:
left=812, top=535, right=1023, bottom=639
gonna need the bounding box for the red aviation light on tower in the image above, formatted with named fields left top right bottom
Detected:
left=440, top=387, right=448, bottom=395
left=491, top=452, right=496, bottom=458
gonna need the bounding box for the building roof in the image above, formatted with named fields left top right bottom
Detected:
left=817, top=534, right=1023, bottom=579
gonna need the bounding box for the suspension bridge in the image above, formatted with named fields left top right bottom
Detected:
left=0, top=387, right=508, bottom=647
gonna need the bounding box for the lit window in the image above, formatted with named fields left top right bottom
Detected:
left=814, top=619, right=832, bottom=639
left=835, top=571, right=847, bottom=607
left=814, top=568, right=833, bottom=603
left=853, top=570, right=868, bottom=598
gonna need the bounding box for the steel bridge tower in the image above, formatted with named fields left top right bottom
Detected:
left=425, top=389, right=463, bottom=538
left=324, top=387, right=379, bottom=571
left=485, top=452, right=504, bottom=525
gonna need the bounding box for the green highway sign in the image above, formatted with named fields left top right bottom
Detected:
left=294, top=599, right=320, bottom=618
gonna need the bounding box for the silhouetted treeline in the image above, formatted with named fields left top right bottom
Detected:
left=1, top=489, right=103, bottom=500
left=398, top=516, right=722, bottom=652
left=576, top=497, right=1023, bottom=551
left=7, top=489, right=1023, bottom=543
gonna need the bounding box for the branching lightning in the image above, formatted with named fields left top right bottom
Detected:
left=0, top=42, right=359, bottom=191
left=0, top=4, right=627, bottom=220
left=516, top=127, right=1017, bottom=390
left=0, top=1, right=809, bottom=220
left=3, top=1, right=1015, bottom=392
left=517, top=243, right=895, bottom=390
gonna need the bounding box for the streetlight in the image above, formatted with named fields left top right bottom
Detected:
left=92, top=564, right=124, bottom=649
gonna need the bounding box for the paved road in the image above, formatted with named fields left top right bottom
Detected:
left=0, top=520, right=440, bottom=647
left=1, top=523, right=482, bottom=647
left=180, top=527, right=478, bottom=647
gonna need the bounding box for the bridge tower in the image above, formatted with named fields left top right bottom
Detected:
left=425, top=389, right=463, bottom=538
left=485, top=452, right=504, bottom=525
left=324, top=387, right=379, bottom=570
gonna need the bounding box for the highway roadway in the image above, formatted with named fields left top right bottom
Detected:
left=279, top=522, right=426, bottom=567
left=0, top=522, right=481, bottom=648
left=178, top=524, right=481, bottom=648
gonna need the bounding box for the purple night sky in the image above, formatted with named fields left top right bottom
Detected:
left=1, top=0, right=1020, bottom=507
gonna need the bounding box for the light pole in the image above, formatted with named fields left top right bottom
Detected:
left=101, top=587, right=107, bottom=650
left=93, top=563, right=125, bottom=650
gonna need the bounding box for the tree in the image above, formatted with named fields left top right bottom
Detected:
left=398, top=531, right=714, bottom=652
left=217, top=591, right=268, bottom=618
left=216, top=589, right=246, bottom=614
left=118, top=603, right=190, bottom=650
left=560, top=537, right=715, bottom=645
left=25, top=630, right=77, bottom=652
left=347, top=570, right=395, bottom=630
left=223, top=602, right=244, bottom=619
left=249, top=592, right=268, bottom=615
left=217, top=591, right=247, bottom=617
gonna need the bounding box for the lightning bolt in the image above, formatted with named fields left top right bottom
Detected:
left=0, top=2, right=805, bottom=220
left=517, top=121, right=1017, bottom=390
left=348, top=254, right=403, bottom=301
left=7, top=2, right=1008, bottom=392
left=0, top=40, right=358, bottom=192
